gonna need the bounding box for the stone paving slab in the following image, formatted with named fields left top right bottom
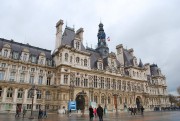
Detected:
left=0, top=111, right=180, bottom=121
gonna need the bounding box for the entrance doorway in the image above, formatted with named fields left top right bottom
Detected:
left=136, top=96, right=142, bottom=110
left=114, top=95, right=117, bottom=109
left=75, top=91, right=87, bottom=110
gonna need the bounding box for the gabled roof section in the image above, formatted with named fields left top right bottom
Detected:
left=61, top=26, right=86, bottom=51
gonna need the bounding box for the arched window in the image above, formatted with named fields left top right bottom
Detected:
left=108, top=96, right=111, bottom=104
left=119, top=97, right=122, bottom=104
left=94, top=95, right=98, bottom=103
left=101, top=96, right=105, bottom=104
left=84, top=59, right=87, bottom=66
left=76, top=57, right=80, bottom=63
left=37, top=90, right=42, bottom=99
left=65, top=53, right=68, bottom=62
left=3, top=50, right=8, bottom=57
left=27, top=89, right=32, bottom=98
left=17, top=89, right=23, bottom=98
left=7, top=88, right=13, bottom=97
left=46, top=91, right=51, bottom=100
left=0, top=87, right=2, bottom=97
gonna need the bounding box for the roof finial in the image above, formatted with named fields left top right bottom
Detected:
left=66, top=20, right=67, bottom=27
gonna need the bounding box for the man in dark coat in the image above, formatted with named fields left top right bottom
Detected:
left=89, top=106, right=94, bottom=121
left=97, top=104, right=103, bottom=121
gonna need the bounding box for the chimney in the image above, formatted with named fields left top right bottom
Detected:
left=76, top=28, right=84, bottom=43
left=55, top=19, right=64, bottom=49
left=128, top=48, right=134, bottom=56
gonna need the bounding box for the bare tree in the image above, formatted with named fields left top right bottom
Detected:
left=168, top=94, right=178, bottom=106
left=177, top=86, right=180, bottom=95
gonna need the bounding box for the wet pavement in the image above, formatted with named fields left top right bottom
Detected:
left=0, top=111, right=180, bottom=121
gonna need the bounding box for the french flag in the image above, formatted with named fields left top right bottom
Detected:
left=107, top=37, right=110, bottom=41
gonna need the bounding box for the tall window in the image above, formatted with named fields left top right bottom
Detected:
left=76, top=57, right=80, bottom=63
left=118, top=80, right=121, bottom=90
left=38, top=76, right=43, bottom=85
left=94, top=76, right=97, bottom=88
left=31, top=68, right=35, bottom=72
left=22, top=66, right=26, bottom=70
left=84, top=59, right=87, bottom=66
left=108, top=96, right=111, bottom=104
left=0, top=71, right=5, bottom=80
left=1, top=63, right=6, bottom=68
left=99, top=63, right=103, bottom=70
left=0, top=87, right=2, bottom=97
left=94, top=96, right=98, bottom=103
left=40, top=58, right=44, bottom=65
left=9, top=72, right=15, bottom=81
left=20, top=73, right=25, bottom=83
left=27, top=104, right=32, bottom=109
left=101, top=96, right=105, bottom=104
left=29, top=76, right=34, bottom=84
left=13, top=52, right=19, bottom=59
left=23, top=54, right=27, bottom=61
left=65, top=53, right=68, bottom=62
left=31, top=56, right=36, bottom=63
left=3, top=50, right=8, bottom=57
left=107, top=78, right=110, bottom=89
left=46, top=91, right=51, bottom=100
left=101, top=77, right=104, bottom=89
left=7, top=88, right=13, bottom=97
left=84, top=79, right=88, bottom=87
left=76, top=41, right=80, bottom=49
left=37, top=90, right=42, bottom=99
left=75, top=78, right=80, bottom=86
left=47, top=78, right=51, bottom=85
left=27, top=90, right=32, bottom=98
left=64, top=75, right=68, bottom=84
left=17, top=89, right=23, bottom=98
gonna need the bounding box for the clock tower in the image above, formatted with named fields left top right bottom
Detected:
left=96, top=22, right=109, bottom=58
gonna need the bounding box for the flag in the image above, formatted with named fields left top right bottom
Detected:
left=107, top=37, right=110, bottom=41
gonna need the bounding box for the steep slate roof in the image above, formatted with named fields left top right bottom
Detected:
left=150, top=64, right=160, bottom=76
left=123, top=49, right=134, bottom=66
left=86, top=47, right=101, bottom=69
left=0, top=38, right=52, bottom=59
left=61, top=26, right=86, bottom=52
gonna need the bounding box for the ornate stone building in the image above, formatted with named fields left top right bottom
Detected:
left=0, top=19, right=169, bottom=112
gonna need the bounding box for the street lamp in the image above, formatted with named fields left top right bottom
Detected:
left=29, top=85, right=39, bottom=119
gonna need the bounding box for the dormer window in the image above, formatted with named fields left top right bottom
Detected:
left=23, top=53, right=27, bottom=61
left=13, top=52, right=19, bottom=59
left=3, top=50, right=8, bottom=57
left=40, top=58, right=44, bottom=65
left=99, top=63, right=103, bottom=70
left=31, top=56, right=36, bottom=63
left=65, top=53, right=68, bottom=62
left=75, top=41, right=80, bottom=49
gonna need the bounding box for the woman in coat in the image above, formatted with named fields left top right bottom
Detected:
left=89, top=106, right=94, bottom=121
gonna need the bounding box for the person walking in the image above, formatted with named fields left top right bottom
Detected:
left=94, top=108, right=97, bottom=117
left=15, top=106, right=20, bottom=118
left=69, top=108, right=72, bottom=117
left=89, top=106, right=94, bottom=121
left=141, top=106, right=144, bottom=116
left=43, top=109, right=47, bottom=118
left=38, top=108, right=43, bottom=119
left=97, top=104, right=103, bottom=121
left=22, top=107, right=26, bottom=118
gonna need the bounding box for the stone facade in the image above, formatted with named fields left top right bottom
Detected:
left=0, top=19, right=169, bottom=112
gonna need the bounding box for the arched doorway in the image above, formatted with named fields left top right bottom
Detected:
left=75, top=91, right=87, bottom=110
left=136, top=96, right=142, bottom=110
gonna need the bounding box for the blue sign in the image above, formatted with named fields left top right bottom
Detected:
left=68, top=101, right=76, bottom=111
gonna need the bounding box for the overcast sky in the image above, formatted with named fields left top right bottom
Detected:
left=0, top=0, right=180, bottom=95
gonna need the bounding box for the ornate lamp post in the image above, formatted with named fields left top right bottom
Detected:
left=29, top=85, right=39, bottom=119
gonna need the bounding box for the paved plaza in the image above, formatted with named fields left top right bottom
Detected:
left=0, top=111, right=179, bottom=121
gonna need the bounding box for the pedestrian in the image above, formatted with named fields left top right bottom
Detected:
left=38, top=108, right=42, bottom=119
left=97, top=104, right=103, bottom=121
left=94, top=108, right=97, bottom=117
left=22, top=107, right=26, bottom=118
left=69, top=108, right=72, bottom=117
left=15, top=106, right=20, bottom=118
left=141, top=106, right=144, bottom=116
left=43, top=109, right=47, bottom=118
left=133, top=107, right=137, bottom=115
left=89, top=106, right=94, bottom=121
